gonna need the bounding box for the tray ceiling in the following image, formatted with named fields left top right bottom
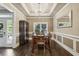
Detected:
left=12, top=3, right=66, bottom=17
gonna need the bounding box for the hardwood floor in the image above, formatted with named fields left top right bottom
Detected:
left=0, top=40, right=73, bottom=56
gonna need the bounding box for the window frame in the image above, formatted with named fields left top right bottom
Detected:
left=33, top=22, right=48, bottom=33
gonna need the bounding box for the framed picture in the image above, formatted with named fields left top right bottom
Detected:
left=57, top=10, right=72, bottom=28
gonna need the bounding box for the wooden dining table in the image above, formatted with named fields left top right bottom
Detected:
left=31, top=35, right=52, bottom=55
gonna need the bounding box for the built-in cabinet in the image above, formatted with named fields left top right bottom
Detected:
left=19, top=20, right=29, bottom=46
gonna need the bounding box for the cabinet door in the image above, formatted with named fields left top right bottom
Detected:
left=26, top=22, right=29, bottom=40
left=19, top=21, right=25, bottom=45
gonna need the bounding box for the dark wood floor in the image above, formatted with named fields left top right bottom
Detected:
left=0, top=40, right=73, bottom=56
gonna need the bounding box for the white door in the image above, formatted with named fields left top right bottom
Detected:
left=0, top=19, right=7, bottom=47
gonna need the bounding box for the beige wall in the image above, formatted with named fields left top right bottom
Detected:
left=53, top=4, right=79, bottom=36
left=27, top=17, right=53, bottom=32
left=53, top=4, right=79, bottom=55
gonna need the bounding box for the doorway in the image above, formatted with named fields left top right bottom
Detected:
left=0, top=14, right=13, bottom=47
left=0, top=19, right=7, bottom=47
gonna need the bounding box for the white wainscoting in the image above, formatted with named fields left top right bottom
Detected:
left=53, top=32, right=79, bottom=56
left=28, top=31, right=79, bottom=55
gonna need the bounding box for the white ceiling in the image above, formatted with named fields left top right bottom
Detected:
left=24, top=3, right=54, bottom=16
left=12, top=3, right=66, bottom=17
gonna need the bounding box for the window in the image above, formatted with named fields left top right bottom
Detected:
left=34, top=22, right=48, bottom=35
left=7, top=18, right=13, bottom=44
left=7, top=19, right=13, bottom=33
